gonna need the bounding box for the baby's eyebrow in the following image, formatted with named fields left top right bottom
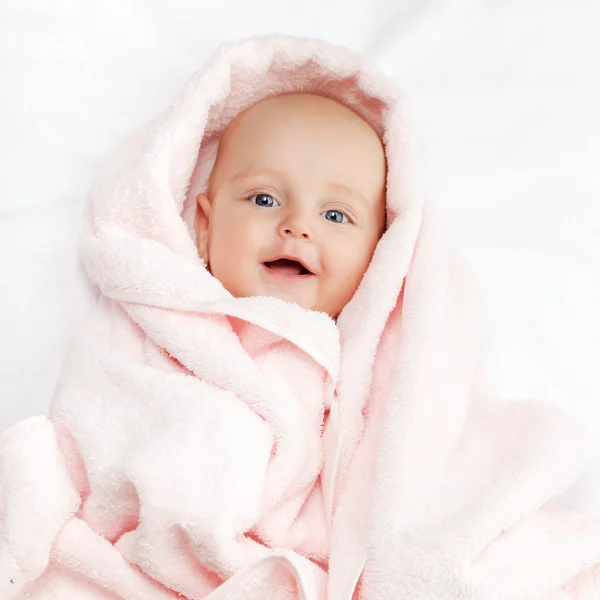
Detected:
left=230, top=168, right=285, bottom=184
left=325, top=182, right=368, bottom=207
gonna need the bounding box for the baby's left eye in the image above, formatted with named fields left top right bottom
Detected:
left=322, top=210, right=349, bottom=224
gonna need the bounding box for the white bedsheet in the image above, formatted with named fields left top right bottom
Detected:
left=1, top=0, right=598, bottom=510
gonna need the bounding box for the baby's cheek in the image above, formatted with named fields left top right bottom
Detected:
left=211, top=220, right=265, bottom=297
left=339, top=240, right=372, bottom=280
left=321, top=245, right=367, bottom=312
left=213, top=219, right=249, bottom=259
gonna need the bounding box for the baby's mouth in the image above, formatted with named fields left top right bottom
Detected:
left=263, top=258, right=313, bottom=276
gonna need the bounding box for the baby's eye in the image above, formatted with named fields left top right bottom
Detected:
left=322, top=209, right=349, bottom=224
left=250, top=193, right=280, bottom=208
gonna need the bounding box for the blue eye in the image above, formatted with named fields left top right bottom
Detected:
left=250, top=193, right=279, bottom=208
left=322, top=209, right=349, bottom=224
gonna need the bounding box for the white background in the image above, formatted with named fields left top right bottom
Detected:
left=1, top=0, right=599, bottom=509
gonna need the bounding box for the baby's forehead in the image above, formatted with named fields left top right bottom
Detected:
left=222, top=92, right=380, bottom=143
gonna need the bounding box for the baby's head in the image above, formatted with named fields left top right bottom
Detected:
left=194, top=92, right=387, bottom=318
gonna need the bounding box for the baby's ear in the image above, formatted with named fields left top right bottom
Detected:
left=194, top=193, right=212, bottom=267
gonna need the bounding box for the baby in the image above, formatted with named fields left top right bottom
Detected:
left=193, top=92, right=387, bottom=318
left=2, top=34, right=598, bottom=600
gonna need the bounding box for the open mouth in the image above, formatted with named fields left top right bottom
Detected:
left=263, top=258, right=313, bottom=276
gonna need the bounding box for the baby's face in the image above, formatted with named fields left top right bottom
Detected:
left=194, top=92, right=386, bottom=318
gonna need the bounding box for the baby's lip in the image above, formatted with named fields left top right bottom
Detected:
left=262, top=254, right=316, bottom=275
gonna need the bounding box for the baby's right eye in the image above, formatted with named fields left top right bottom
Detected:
left=250, top=193, right=280, bottom=208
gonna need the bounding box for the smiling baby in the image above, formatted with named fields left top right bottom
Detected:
left=193, top=92, right=387, bottom=318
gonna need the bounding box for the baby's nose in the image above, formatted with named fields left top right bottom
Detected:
left=279, top=216, right=312, bottom=240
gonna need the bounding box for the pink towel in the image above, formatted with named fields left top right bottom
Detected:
left=2, top=34, right=600, bottom=600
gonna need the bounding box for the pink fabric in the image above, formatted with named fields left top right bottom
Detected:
left=2, top=34, right=600, bottom=600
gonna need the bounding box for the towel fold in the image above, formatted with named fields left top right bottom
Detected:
left=1, top=33, right=600, bottom=600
